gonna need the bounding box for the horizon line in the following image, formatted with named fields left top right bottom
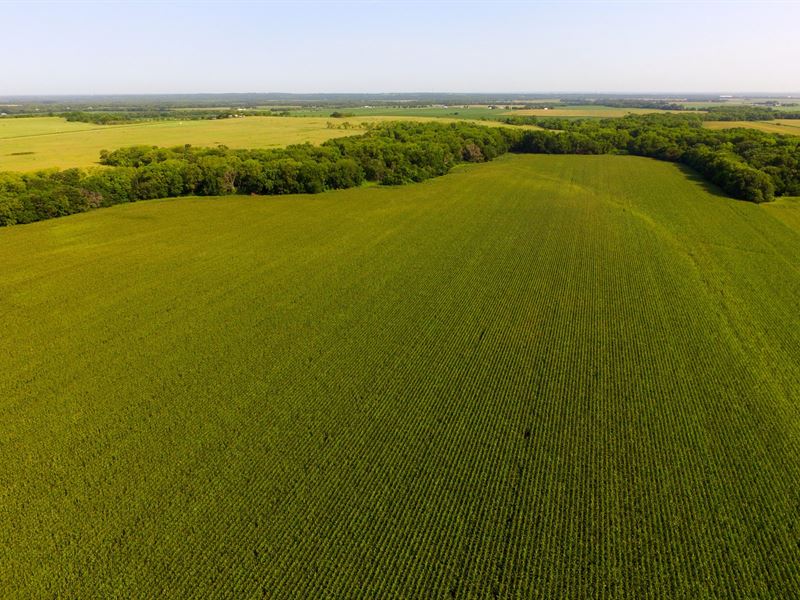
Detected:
left=2, top=91, right=799, bottom=98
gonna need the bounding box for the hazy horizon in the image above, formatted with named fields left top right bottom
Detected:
left=2, top=0, right=798, bottom=96
left=2, top=91, right=800, bottom=99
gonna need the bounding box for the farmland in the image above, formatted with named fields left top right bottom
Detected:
left=0, top=115, right=457, bottom=171
left=290, top=105, right=510, bottom=120
left=502, top=105, right=672, bottom=118
left=704, top=119, right=800, bottom=136
left=0, top=115, right=535, bottom=172
left=1, top=154, right=799, bottom=597
left=293, top=104, right=672, bottom=120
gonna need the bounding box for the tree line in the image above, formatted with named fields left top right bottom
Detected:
left=697, top=105, right=800, bottom=121
left=0, top=122, right=516, bottom=225
left=56, top=103, right=800, bottom=126
left=61, top=109, right=291, bottom=124
left=2, top=116, right=798, bottom=226
left=504, top=113, right=799, bottom=201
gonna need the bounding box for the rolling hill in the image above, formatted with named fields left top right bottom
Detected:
left=1, top=154, right=799, bottom=597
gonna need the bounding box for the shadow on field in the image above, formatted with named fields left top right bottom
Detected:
left=674, top=163, right=747, bottom=203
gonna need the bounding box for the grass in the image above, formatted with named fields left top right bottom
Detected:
left=704, top=119, right=800, bottom=136
left=1, top=155, right=799, bottom=597
left=0, top=115, right=464, bottom=171
left=0, top=117, right=103, bottom=138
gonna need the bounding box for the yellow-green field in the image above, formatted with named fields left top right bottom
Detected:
left=763, top=195, right=800, bottom=229
left=0, top=116, right=466, bottom=172
left=703, top=119, right=800, bottom=136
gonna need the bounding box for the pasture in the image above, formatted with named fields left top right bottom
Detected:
left=1, top=155, right=799, bottom=597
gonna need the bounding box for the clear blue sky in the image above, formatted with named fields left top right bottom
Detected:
left=2, top=0, right=798, bottom=95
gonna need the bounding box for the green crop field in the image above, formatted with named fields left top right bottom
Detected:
left=1, top=155, right=799, bottom=597
left=0, top=116, right=449, bottom=172
left=704, top=119, right=800, bottom=136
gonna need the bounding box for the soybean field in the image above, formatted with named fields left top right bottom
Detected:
left=1, top=155, right=799, bottom=598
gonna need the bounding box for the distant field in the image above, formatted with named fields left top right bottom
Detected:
left=0, top=117, right=102, bottom=138
left=504, top=105, right=672, bottom=118
left=292, top=104, right=670, bottom=120
left=0, top=115, right=533, bottom=172
left=2, top=155, right=799, bottom=597
left=0, top=116, right=436, bottom=171
left=291, top=105, right=509, bottom=120
left=680, top=98, right=799, bottom=108
left=704, top=119, right=800, bottom=136
left=679, top=101, right=729, bottom=109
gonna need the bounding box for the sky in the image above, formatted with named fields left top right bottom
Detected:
left=1, top=0, right=799, bottom=95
